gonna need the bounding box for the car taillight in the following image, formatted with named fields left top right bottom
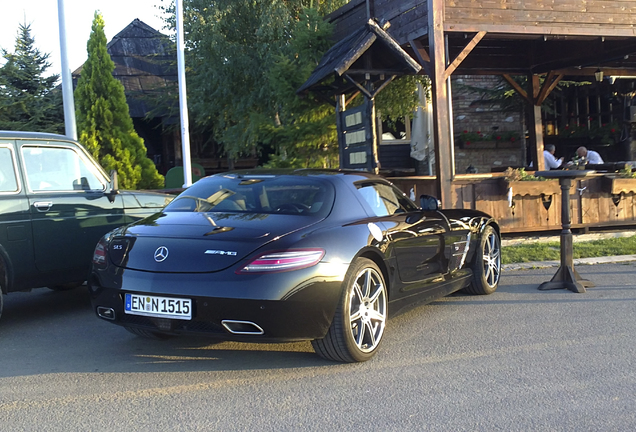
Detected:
left=237, top=249, right=325, bottom=274
left=92, top=238, right=109, bottom=270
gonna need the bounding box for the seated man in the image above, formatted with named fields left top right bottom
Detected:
left=576, top=146, right=604, bottom=164
left=544, top=144, right=563, bottom=169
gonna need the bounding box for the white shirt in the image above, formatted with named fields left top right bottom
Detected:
left=543, top=150, right=562, bottom=169
left=586, top=150, right=604, bottom=164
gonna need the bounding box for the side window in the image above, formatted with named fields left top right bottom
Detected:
left=0, top=147, right=19, bottom=193
left=356, top=182, right=418, bottom=217
left=22, top=146, right=105, bottom=192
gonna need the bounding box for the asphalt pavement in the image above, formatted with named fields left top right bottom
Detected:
left=1, top=261, right=636, bottom=431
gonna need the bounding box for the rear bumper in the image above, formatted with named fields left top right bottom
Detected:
left=89, top=265, right=344, bottom=341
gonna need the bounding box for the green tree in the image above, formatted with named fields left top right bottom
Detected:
left=75, top=12, right=164, bottom=189
left=0, top=23, right=63, bottom=133
left=260, top=7, right=341, bottom=168
left=160, top=0, right=348, bottom=167
left=159, top=0, right=428, bottom=168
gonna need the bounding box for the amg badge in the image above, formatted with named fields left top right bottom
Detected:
left=205, top=249, right=237, bottom=256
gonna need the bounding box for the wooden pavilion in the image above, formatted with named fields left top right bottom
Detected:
left=300, top=0, right=636, bottom=233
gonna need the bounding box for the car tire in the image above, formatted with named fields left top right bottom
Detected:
left=312, top=258, right=387, bottom=362
left=463, top=225, right=501, bottom=295
left=124, top=326, right=173, bottom=340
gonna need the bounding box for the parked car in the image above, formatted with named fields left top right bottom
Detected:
left=0, top=131, right=173, bottom=320
left=89, top=169, right=501, bottom=362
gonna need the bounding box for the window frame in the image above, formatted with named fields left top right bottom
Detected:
left=354, top=180, right=419, bottom=217
left=0, top=143, right=21, bottom=195
left=20, top=143, right=108, bottom=194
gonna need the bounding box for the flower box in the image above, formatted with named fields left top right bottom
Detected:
left=602, top=175, right=636, bottom=195
left=500, top=179, right=562, bottom=196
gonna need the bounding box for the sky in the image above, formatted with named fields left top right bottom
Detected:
left=0, top=0, right=172, bottom=76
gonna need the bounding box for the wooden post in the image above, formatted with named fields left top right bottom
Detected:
left=527, top=74, right=545, bottom=171
left=336, top=94, right=346, bottom=168
left=428, top=0, right=452, bottom=207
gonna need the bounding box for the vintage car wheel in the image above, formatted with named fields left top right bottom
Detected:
left=312, top=258, right=387, bottom=362
left=464, top=225, right=501, bottom=295
left=124, top=326, right=173, bottom=340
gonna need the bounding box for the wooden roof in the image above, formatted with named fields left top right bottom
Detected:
left=325, top=0, right=636, bottom=79
left=74, top=19, right=177, bottom=119
left=298, top=19, right=421, bottom=97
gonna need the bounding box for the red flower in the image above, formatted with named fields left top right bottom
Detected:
left=510, top=137, right=516, bottom=142
left=611, top=128, right=616, bottom=133
left=477, top=131, right=481, bottom=134
left=463, top=130, right=468, bottom=133
left=496, top=136, right=501, bottom=140
left=466, top=141, right=471, bottom=145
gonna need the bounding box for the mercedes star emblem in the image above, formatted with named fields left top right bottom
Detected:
left=154, top=246, right=169, bottom=262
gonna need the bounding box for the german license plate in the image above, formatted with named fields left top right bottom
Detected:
left=124, top=293, right=192, bottom=320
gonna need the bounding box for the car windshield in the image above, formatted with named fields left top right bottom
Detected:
left=164, top=175, right=335, bottom=217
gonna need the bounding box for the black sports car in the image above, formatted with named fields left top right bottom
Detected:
left=89, top=169, right=501, bottom=362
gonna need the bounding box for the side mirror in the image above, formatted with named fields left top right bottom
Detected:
left=420, top=194, right=440, bottom=211
left=106, top=170, right=119, bottom=202
left=72, top=177, right=90, bottom=190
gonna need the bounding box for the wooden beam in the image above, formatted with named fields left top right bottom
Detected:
left=527, top=75, right=545, bottom=172
left=409, top=38, right=433, bottom=77
left=371, top=76, right=397, bottom=98
left=554, top=68, right=636, bottom=77
left=345, top=91, right=360, bottom=106
left=344, top=68, right=409, bottom=76
left=444, top=31, right=486, bottom=80
left=444, top=23, right=636, bottom=39
left=502, top=74, right=531, bottom=105
left=536, top=72, right=564, bottom=106
left=343, top=74, right=373, bottom=99
left=429, top=0, right=453, bottom=207
left=535, top=70, right=555, bottom=106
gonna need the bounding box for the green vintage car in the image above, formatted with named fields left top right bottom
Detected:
left=0, top=131, right=174, bottom=320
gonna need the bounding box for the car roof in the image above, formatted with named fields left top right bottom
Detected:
left=217, top=168, right=384, bottom=181
left=0, top=130, right=77, bottom=142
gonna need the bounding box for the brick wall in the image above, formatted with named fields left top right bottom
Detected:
left=454, top=144, right=524, bottom=174
left=452, top=76, right=526, bottom=172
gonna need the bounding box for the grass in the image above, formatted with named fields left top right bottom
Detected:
left=501, top=234, right=636, bottom=264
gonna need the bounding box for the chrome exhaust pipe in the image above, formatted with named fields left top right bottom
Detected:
left=97, top=306, right=115, bottom=320
left=221, top=320, right=264, bottom=335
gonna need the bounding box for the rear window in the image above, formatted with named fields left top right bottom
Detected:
left=164, top=175, right=335, bottom=217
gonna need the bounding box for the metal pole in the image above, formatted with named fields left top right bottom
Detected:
left=175, top=0, right=192, bottom=187
left=57, top=0, right=77, bottom=140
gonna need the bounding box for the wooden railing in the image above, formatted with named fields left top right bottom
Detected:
left=391, top=172, right=636, bottom=233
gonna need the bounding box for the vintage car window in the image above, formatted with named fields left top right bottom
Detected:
left=22, top=145, right=105, bottom=192
left=355, top=181, right=418, bottom=217
left=0, top=146, right=19, bottom=193
left=165, top=175, right=335, bottom=217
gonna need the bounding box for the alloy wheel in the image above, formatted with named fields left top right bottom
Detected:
left=348, top=266, right=387, bottom=353
left=482, top=230, right=501, bottom=288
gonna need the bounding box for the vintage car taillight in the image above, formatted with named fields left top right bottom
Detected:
left=236, top=249, right=325, bottom=274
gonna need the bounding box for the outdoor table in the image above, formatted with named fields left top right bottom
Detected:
left=534, top=170, right=597, bottom=293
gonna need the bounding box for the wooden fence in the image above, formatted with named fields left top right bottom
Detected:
left=391, top=173, right=636, bottom=233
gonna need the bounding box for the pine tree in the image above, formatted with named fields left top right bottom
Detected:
left=75, top=13, right=164, bottom=189
left=0, top=23, right=63, bottom=133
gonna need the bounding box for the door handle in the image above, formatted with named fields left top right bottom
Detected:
left=33, top=201, right=53, bottom=212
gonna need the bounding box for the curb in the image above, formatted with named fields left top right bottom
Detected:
left=502, top=254, right=636, bottom=271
